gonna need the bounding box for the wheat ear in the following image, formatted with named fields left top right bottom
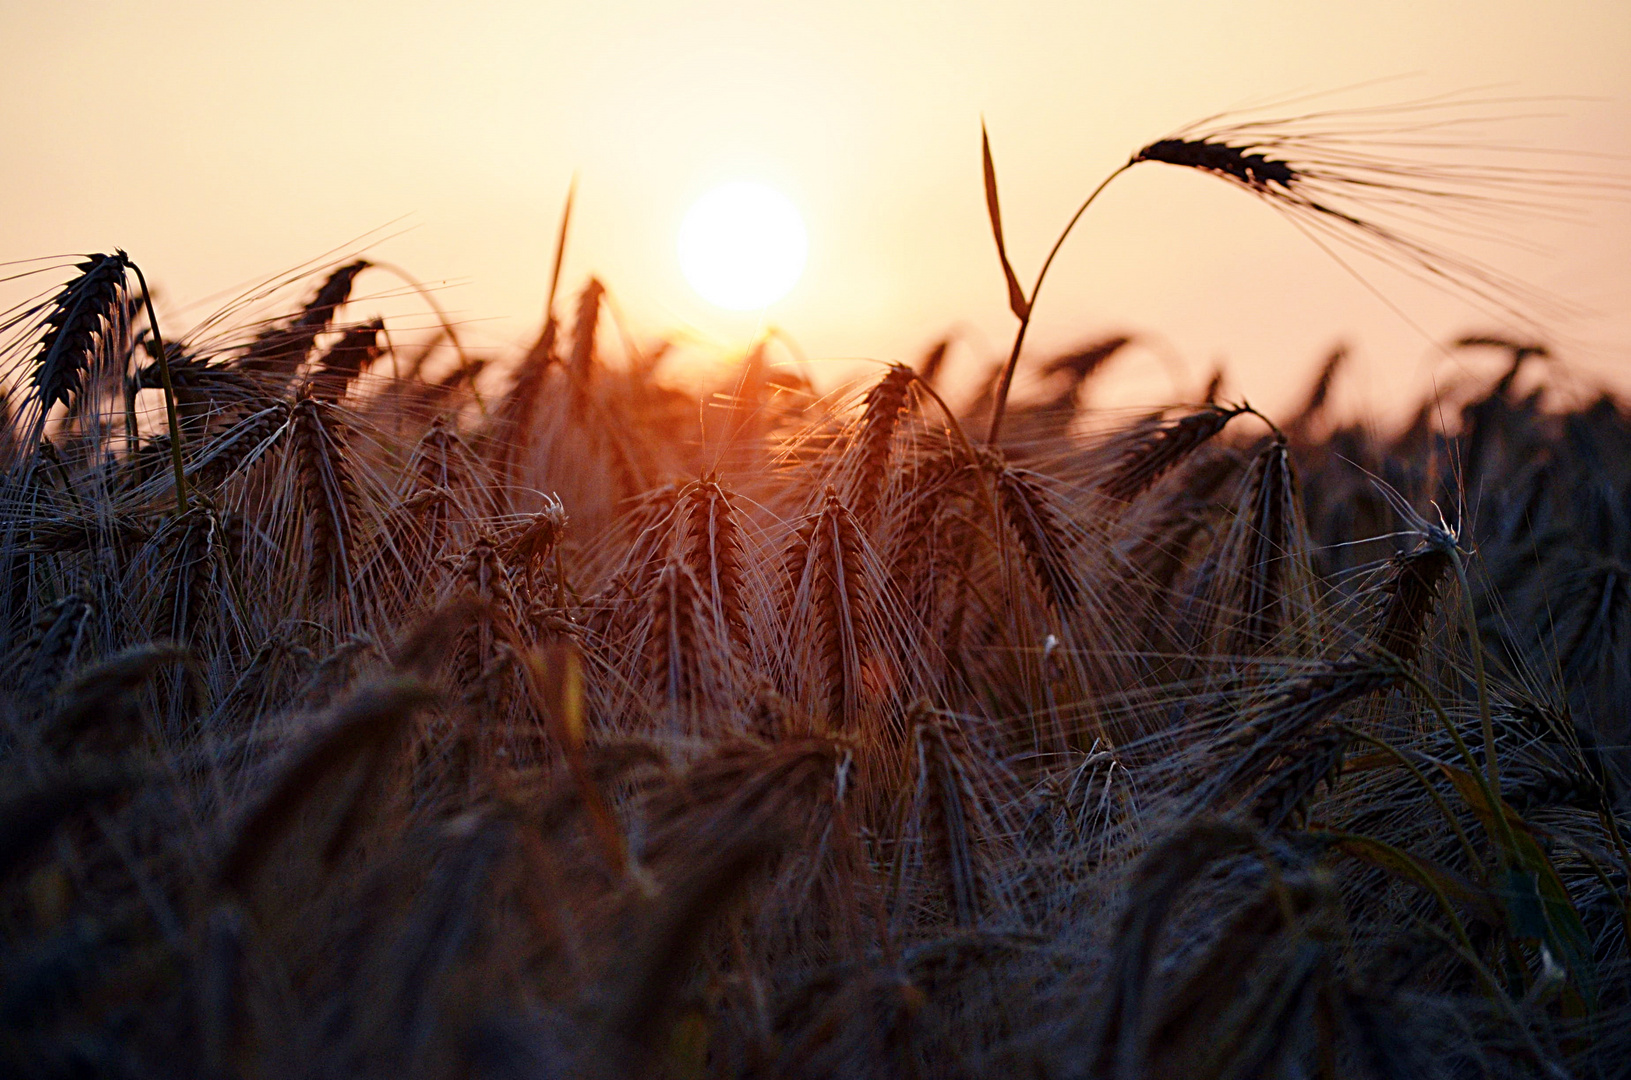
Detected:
left=292, top=393, right=360, bottom=598
left=911, top=704, right=988, bottom=927
left=785, top=487, right=872, bottom=729
left=993, top=463, right=1082, bottom=615
left=215, top=675, right=435, bottom=896
left=847, top=363, right=915, bottom=523
left=1097, top=405, right=1250, bottom=505
left=1232, top=434, right=1296, bottom=654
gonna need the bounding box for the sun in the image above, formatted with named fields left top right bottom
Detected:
left=678, top=181, right=808, bottom=311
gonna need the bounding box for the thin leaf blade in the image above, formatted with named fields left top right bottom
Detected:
left=981, top=122, right=1030, bottom=321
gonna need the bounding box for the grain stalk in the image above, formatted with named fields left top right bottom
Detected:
left=129, top=261, right=190, bottom=513
left=983, top=101, right=1564, bottom=445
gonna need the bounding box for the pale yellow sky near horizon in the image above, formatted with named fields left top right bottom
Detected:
left=4, top=1, right=1630, bottom=418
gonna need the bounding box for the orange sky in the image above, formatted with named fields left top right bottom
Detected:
left=4, top=1, right=1630, bottom=418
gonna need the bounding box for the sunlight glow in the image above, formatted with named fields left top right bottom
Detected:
left=678, top=181, right=807, bottom=311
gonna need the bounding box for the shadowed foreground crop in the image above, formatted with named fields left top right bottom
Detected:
left=2, top=194, right=1630, bottom=1076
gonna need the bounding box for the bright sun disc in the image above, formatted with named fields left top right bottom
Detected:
left=678, top=181, right=808, bottom=311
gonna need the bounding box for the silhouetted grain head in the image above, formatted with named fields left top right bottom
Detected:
left=488, top=318, right=558, bottom=479
left=1455, top=333, right=1550, bottom=397
left=567, top=277, right=605, bottom=387
left=188, top=396, right=292, bottom=488
left=417, top=353, right=489, bottom=414
left=1142, top=870, right=1341, bottom=1080
left=784, top=487, right=873, bottom=729
left=299, top=259, right=372, bottom=329
left=1097, top=405, right=1248, bottom=505
left=45, top=641, right=189, bottom=754
left=14, top=584, right=96, bottom=703
left=593, top=813, right=783, bottom=1074
left=911, top=704, right=990, bottom=928
left=1289, top=345, right=1346, bottom=437
left=1116, top=498, right=1215, bottom=600
left=766, top=959, right=934, bottom=1079
left=1369, top=539, right=1454, bottom=666
left=993, top=463, right=1082, bottom=615
left=296, top=633, right=380, bottom=709
left=504, top=495, right=569, bottom=578
left=134, top=345, right=263, bottom=446
left=1500, top=750, right=1612, bottom=814
left=367, top=809, right=514, bottom=1073
left=596, top=482, right=683, bottom=625
left=1038, top=334, right=1133, bottom=400
left=20, top=512, right=150, bottom=557
left=454, top=535, right=516, bottom=608
left=409, top=415, right=469, bottom=488
left=679, top=475, right=747, bottom=656
left=643, top=558, right=705, bottom=712
left=307, top=317, right=383, bottom=404
left=886, top=449, right=977, bottom=598
left=27, top=253, right=130, bottom=421
left=1232, top=434, right=1297, bottom=655
left=1202, top=367, right=1225, bottom=405
left=215, top=675, right=435, bottom=896
left=445, top=539, right=521, bottom=695
left=155, top=502, right=230, bottom=644
left=240, top=259, right=370, bottom=377
left=1136, top=136, right=1297, bottom=188
left=1493, top=691, right=1619, bottom=808
left=745, top=678, right=800, bottom=741
left=406, top=414, right=505, bottom=526
left=1248, top=725, right=1350, bottom=831
left=1085, top=820, right=1258, bottom=1080
left=1128, top=99, right=1590, bottom=326
left=916, top=338, right=949, bottom=386
left=292, top=393, right=360, bottom=598
left=647, top=736, right=848, bottom=845
left=847, top=364, right=915, bottom=523
left=1190, top=655, right=1398, bottom=814
left=356, top=486, right=454, bottom=614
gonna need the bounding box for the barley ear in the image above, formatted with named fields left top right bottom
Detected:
left=1097, top=404, right=1248, bottom=505
left=30, top=252, right=129, bottom=420
left=1086, top=820, right=1258, bottom=1080
left=912, top=704, right=987, bottom=927
left=847, top=364, right=915, bottom=524
left=994, top=464, right=1082, bottom=614
left=46, top=641, right=191, bottom=753
left=215, top=676, right=435, bottom=895
left=594, top=822, right=781, bottom=1071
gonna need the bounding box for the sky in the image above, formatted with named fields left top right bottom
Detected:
left=3, top=1, right=1630, bottom=418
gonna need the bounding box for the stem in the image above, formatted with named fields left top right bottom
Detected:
left=1450, top=549, right=1498, bottom=792
left=904, top=369, right=980, bottom=463
left=1598, top=807, right=1631, bottom=948
left=985, top=163, right=1131, bottom=447
left=1335, top=722, right=1484, bottom=880
left=129, top=262, right=189, bottom=515
left=1322, top=830, right=1511, bottom=1004
left=1400, top=664, right=1519, bottom=870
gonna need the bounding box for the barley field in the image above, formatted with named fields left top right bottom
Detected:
left=1, top=121, right=1629, bottom=1079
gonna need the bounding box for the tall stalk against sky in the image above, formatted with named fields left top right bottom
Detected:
left=981, top=97, right=1613, bottom=445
